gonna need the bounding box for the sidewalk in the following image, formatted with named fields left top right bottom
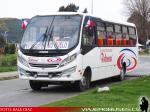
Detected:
left=0, top=71, right=18, bottom=79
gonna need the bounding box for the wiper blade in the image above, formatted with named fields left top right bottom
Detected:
left=47, top=27, right=59, bottom=50
left=29, top=26, right=48, bottom=50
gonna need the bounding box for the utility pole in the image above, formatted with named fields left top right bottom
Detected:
left=4, top=31, right=8, bottom=44
left=146, top=29, right=149, bottom=41
left=91, top=0, right=93, bottom=14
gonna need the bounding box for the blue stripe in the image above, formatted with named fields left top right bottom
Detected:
left=120, top=48, right=136, bottom=57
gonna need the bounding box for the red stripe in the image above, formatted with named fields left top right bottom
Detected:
left=0, top=107, right=80, bottom=112
left=117, top=53, right=124, bottom=70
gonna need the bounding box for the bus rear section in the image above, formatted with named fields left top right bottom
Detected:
left=81, top=15, right=138, bottom=82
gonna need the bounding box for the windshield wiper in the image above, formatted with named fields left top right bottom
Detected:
left=45, top=16, right=59, bottom=50
left=47, top=26, right=59, bottom=50
left=29, top=16, right=59, bottom=51
left=29, top=26, right=48, bottom=50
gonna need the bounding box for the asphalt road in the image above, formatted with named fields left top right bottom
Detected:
left=127, top=56, right=150, bottom=76
left=0, top=56, right=149, bottom=106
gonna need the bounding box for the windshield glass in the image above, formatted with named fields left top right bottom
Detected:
left=21, top=15, right=82, bottom=50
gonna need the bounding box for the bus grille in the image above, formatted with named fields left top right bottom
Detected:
left=26, top=71, right=62, bottom=78
left=29, top=63, right=59, bottom=68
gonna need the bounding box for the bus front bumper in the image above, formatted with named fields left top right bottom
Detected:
left=18, top=66, right=83, bottom=82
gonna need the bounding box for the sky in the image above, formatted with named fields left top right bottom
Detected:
left=0, top=0, right=128, bottom=22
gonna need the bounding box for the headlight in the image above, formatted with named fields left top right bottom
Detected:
left=18, top=55, right=29, bottom=67
left=59, top=53, right=77, bottom=67
left=61, top=66, right=77, bottom=77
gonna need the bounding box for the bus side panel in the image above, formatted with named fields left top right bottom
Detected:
left=82, top=46, right=138, bottom=82
left=82, top=47, right=119, bottom=82
left=99, top=47, right=120, bottom=79
left=114, top=46, right=138, bottom=74
left=82, top=47, right=106, bottom=81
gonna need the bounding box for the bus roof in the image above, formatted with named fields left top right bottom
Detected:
left=35, top=12, right=136, bottom=27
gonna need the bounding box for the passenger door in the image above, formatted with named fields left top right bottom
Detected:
left=81, top=16, right=100, bottom=81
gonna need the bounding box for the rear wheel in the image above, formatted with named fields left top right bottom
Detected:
left=29, top=80, right=42, bottom=91
left=76, top=71, right=91, bottom=91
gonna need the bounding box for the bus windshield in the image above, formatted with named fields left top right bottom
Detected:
left=21, top=15, right=82, bottom=50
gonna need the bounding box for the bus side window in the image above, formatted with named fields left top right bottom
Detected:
left=129, top=27, right=136, bottom=46
left=82, top=23, right=95, bottom=46
left=96, top=22, right=106, bottom=46
left=106, top=23, right=114, bottom=46
left=122, top=26, right=129, bottom=46
left=115, top=25, right=122, bottom=46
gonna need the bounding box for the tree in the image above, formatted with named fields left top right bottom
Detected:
left=83, top=8, right=88, bottom=13
left=125, top=0, right=150, bottom=20
left=58, top=3, right=79, bottom=12
left=4, top=44, right=16, bottom=54
left=0, top=36, right=6, bottom=48
left=58, top=6, right=66, bottom=12
left=127, top=11, right=146, bottom=44
left=124, top=0, right=150, bottom=43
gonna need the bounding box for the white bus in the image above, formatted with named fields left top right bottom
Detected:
left=18, top=12, right=138, bottom=91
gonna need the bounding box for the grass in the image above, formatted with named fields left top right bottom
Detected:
left=0, top=66, right=17, bottom=72
left=0, top=54, right=17, bottom=72
left=44, top=76, right=150, bottom=109
left=139, top=48, right=149, bottom=55
left=0, top=54, right=17, bottom=62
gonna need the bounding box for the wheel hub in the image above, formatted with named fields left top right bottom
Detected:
left=81, top=76, right=86, bottom=86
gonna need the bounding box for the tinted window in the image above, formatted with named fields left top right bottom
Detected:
left=115, top=25, right=122, bottom=46
left=82, top=17, right=96, bottom=46
left=129, top=27, right=136, bottom=46
left=106, top=23, right=114, bottom=46
left=122, top=26, right=129, bottom=46
left=97, top=21, right=106, bottom=46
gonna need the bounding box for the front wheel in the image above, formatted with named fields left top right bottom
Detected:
left=76, top=73, right=91, bottom=91
left=29, top=80, right=42, bottom=91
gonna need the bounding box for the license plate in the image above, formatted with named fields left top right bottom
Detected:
left=38, top=72, right=48, bottom=76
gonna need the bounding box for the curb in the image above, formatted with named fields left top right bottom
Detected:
left=0, top=76, right=19, bottom=81
left=0, top=71, right=18, bottom=81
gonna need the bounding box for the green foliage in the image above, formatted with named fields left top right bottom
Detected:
left=0, top=66, right=17, bottom=72
left=4, top=44, right=16, bottom=54
left=139, top=48, right=149, bottom=55
left=0, top=54, right=17, bottom=66
left=0, top=20, right=9, bottom=32
left=0, top=54, right=17, bottom=73
left=58, top=3, right=79, bottom=12
left=0, top=36, right=6, bottom=47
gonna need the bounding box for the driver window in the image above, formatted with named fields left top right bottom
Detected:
left=82, top=17, right=95, bottom=46
left=82, top=16, right=96, bottom=46
left=82, top=27, right=95, bottom=46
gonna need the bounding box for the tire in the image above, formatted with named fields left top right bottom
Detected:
left=76, top=72, right=91, bottom=91
left=119, top=66, right=126, bottom=81
left=29, top=80, right=42, bottom=91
